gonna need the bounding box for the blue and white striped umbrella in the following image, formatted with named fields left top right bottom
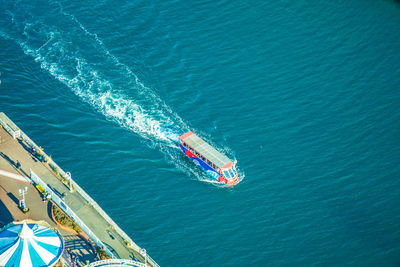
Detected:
left=0, top=222, right=64, bottom=267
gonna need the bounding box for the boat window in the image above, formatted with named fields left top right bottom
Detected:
left=223, top=170, right=231, bottom=178
left=228, top=169, right=235, bottom=177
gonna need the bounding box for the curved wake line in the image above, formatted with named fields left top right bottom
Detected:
left=1, top=2, right=244, bottom=186
left=19, top=17, right=182, bottom=144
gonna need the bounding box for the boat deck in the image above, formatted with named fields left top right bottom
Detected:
left=181, top=132, right=231, bottom=168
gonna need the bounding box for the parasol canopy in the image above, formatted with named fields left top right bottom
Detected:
left=0, top=221, right=64, bottom=267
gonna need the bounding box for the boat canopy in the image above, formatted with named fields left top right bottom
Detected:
left=180, top=132, right=232, bottom=169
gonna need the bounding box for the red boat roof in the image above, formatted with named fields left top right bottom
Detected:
left=179, top=131, right=232, bottom=169
left=179, top=131, right=194, bottom=141
left=221, top=162, right=234, bottom=169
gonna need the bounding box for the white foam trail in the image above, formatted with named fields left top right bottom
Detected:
left=1, top=3, right=243, bottom=185
left=15, top=21, right=182, bottom=144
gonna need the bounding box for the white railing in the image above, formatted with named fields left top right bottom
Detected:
left=84, top=259, right=145, bottom=267
left=61, top=169, right=159, bottom=266
left=0, top=116, right=17, bottom=139
left=1, top=113, right=158, bottom=267
left=30, top=169, right=116, bottom=259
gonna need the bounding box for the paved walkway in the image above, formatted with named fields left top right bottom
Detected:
left=63, top=234, right=97, bottom=266
left=0, top=133, right=52, bottom=226
left=0, top=129, right=98, bottom=267
left=0, top=123, right=147, bottom=263
left=0, top=169, right=30, bottom=183
left=0, top=169, right=49, bottom=226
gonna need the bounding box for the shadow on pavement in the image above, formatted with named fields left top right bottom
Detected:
left=0, top=151, right=16, bottom=167
left=0, top=151, right=29, bottom=177
left=0, top=200, right=14, bottom=226
left=47, top=201, right=53, bottom=221
left=63, top=234, right=97, bottom=265
left=7, top=192, right=19, bottom=205
left=17, top=139, right=38, bottom=162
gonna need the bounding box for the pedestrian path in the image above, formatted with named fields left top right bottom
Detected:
left=0, top=169, right=30, bottom=183
left=0, top=113, right=157, bottom=266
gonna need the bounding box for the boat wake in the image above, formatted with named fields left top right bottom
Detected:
left=0, top=1, right=243, bottom=186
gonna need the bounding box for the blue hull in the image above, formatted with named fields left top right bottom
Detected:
left=179, top=143, right=222, bottom=182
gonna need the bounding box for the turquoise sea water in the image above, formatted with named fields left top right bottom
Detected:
left=1, top=0, right=400, bottom=265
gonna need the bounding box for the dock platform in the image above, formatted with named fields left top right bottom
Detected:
left=0, top=112, right=158, bottom=266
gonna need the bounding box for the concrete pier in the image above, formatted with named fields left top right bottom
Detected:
left=0, top=112, right=158, bottom=267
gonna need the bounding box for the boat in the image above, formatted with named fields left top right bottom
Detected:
left=179, top=131, right=239, bottom=185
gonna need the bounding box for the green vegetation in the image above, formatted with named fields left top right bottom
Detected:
left=96, top=247, right=111, bottom=260
left=52, top=203, right=81, bottom=233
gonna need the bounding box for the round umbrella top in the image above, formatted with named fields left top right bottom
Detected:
left=0, top=222, right=64, bottom=267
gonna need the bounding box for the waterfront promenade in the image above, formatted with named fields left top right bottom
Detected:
left=0, top=169, right=96, bottom=266
left=0, top=113, right=157, bottom=266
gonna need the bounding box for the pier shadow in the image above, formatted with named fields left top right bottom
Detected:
left=104, top=242, right=120, bottom=259
left=0, top=152, right=30, bottom=177
left=0, top=184, right=14, bottom=227
left=0, top=151, right=16, bottom=167
left=7, top=192, right=19, bottom=205
left=47, top=201, right=53, bottom=221
left=48, top=185, right=65, bottom=199
left=106, top=229, right=115, bottom=240
left=63, top=235, right=97, bottom=264
left=0, top=200, right=13, bottom=224
left=0, top=200, right=14, bottom=226
left=17, top=139, right=38, bottom=162
left=20, top=169, right=29, bottom=177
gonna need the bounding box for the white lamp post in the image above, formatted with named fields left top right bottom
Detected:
left=19, top=186, right=28, bottom=210
left=140, top=248, right=147, bottom=266
left=66, top=172, right=73, bottom=192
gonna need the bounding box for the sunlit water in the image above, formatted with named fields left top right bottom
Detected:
left=1, top=0, right=400, bottom=265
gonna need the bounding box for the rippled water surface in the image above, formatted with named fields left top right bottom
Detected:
left=1, top=0, right=400, bottom=265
